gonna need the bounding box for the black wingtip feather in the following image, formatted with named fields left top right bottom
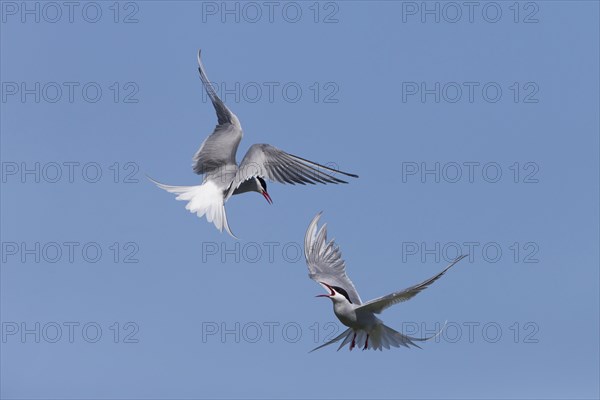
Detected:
left=287, top=152, right=359, bottom=179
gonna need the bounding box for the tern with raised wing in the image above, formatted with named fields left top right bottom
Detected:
left=151, top=51, right=358, bottom=238
left=304, top=212, right=467, bottom=352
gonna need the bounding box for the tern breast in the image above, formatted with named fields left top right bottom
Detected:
left=333, top=302, right=358, bottom=328
left=334, top=302, right=381, bottom=331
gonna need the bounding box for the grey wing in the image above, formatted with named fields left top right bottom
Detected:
left=303, top=212, right=362, bottom=305
left=226, top=144, right=358, bottom=199
left=192, top=50, right=243, bottom=175
left=356, top=254, right=468, bottom=314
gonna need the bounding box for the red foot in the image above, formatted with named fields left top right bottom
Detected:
left=362, top=334, right=369, bottom=350
left=349, top=332, right=356, bottom=351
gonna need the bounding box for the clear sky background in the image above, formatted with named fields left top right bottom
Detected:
left=1, top=1, right=599, bottom=399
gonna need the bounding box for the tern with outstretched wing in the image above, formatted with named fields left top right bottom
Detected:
left=151, top=51, right=358, bottom=238
left=304, top=212, right=467, bottom=351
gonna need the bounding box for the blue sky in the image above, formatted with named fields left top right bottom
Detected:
left=1, top=1, right=599, bottom=399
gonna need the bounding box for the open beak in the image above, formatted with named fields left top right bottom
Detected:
left=261, top=190, right=273, bottom=205
left=315, top=282, right=334, bottom=298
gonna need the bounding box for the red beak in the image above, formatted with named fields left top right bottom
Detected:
left=315, top=282, right=334, bottom=298
left=262, top=190, right=273, bottom=205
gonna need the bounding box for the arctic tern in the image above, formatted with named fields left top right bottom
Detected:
left=304, top=212, right=467, bottom=351
left=151, top=51, right=358, bottom=238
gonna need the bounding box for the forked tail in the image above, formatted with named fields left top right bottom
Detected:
left=309, top=322, right=447, bottom=352
left=368, top=323, right=432, bottom=350
left=309, top=328, right=354, bottom=353
left=149, top=177, right=236, bottom=238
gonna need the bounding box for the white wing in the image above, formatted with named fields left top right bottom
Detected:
left=304, top=212, right=362, bottom=305
left=356, top=255, right=468, bottom=314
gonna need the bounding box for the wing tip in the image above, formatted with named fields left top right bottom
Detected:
left=285, top=152, right=358, bottom=182
left=309, top=211, right=323, bottom=231
left=304, top=211, right=324, bottom=260
left=450, top=254, right=469, bottom=267
left=338, top=171, right=359, bottom=179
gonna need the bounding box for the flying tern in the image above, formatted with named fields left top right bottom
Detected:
left=151, top=50, right=358, bottom=238
left=304, top=212, right=467, bottom=352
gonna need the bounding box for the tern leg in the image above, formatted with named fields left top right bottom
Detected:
left=349, top=333, right=357, bottom=351
left=363, top=334, right=369, bottom=350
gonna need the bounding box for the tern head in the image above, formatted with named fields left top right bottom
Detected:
left=256, top=176, right=273, bottom=205
left=316, top=282, right=353, bottom=304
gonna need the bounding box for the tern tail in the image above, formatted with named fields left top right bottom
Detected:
left=309, top=322, right=447, bottom=352
left=368, top=322, right=447, bottom=351
left=149, top=177, right=236, bottom=238
left=368, top=324, right=428, bottom=350
left=309, top=328, right=353, bottom=353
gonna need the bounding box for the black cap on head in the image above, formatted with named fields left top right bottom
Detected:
left=331, top=285, right=352, bottom=304
left=257, top=176, right=267, bottom=191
